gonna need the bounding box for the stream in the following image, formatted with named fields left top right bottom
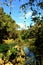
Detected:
left=23, top=47, right=36, bottom=65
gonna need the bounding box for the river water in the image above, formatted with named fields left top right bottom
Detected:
left=23, top=47, right=36, bottom=65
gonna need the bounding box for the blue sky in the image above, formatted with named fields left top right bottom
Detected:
left=0, top=0, right=34, bottom=29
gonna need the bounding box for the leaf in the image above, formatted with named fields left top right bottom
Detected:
left=37, top=2, right=43, bottom=9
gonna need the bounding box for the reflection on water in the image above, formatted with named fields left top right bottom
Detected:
left=23, top=47, right=35, bottom=65
left=23, top=47, right=34, bottom=57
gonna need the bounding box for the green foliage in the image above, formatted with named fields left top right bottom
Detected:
left=10, top=47, right=18, bottom=54
left=0, top=44, right=9, bottom=53
left=0, top=7, right=19, bottom=43
left=21, top=30, right=29, bottom=40
left=0, top=43, right=18, bottom=61
left=0, top=53, right=3, bottom=58
left=5, top=47, right=18, bottom=61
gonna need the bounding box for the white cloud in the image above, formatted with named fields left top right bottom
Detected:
left=19, top=11, right=32, bottom=19
left=17, top=23, right=28, bottom=29
left=18, top=23, right=24, bottom=28
left=25, top=11, right=32, bottom=19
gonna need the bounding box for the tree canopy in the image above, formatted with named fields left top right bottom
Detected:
left=0, top=7, right=19, bottom=43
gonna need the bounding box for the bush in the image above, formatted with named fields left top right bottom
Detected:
left=0, top=44, right=9, bottom=53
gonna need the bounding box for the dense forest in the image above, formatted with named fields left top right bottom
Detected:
left=0, top=0, right=43, bottom=65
